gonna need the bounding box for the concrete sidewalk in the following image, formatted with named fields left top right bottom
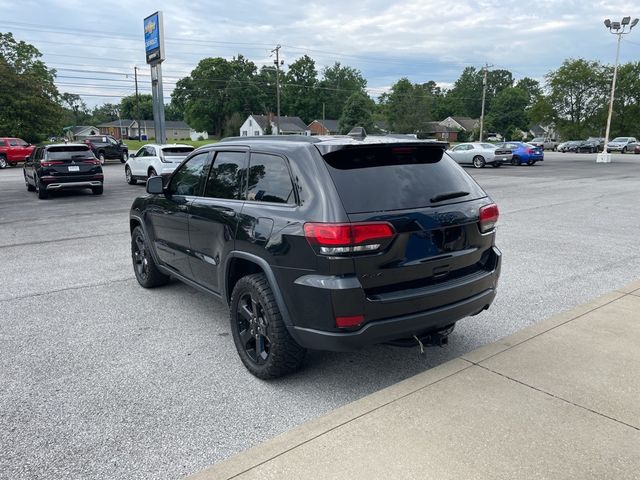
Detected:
left=190, top=280, right=640, bottom=480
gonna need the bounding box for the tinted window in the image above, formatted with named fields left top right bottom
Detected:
left=46, top=146, right=94, bottom=160
left=8, top=139, right=18, bottom=146
left=169, top=152, right=209, bottom=196
left=162, top=147, right=194, bottom=156
left=247, top=153, right=295, bottom=204
left=323, top=145, right=485, bottom=213
left=204, top=151, right=246, bottom=200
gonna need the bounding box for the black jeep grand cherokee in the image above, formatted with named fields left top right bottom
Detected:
left=129, top=135, right=501, bottom=378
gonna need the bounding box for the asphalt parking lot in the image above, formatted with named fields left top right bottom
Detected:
left=2, top=151, right=640, bottom=479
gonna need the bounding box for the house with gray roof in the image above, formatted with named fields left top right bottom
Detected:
left=308, top=119, right=339, bottom=135
left=239, top=114, right=310, bottom=136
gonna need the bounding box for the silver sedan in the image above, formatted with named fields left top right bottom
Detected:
left=446, top=142, right=512, bottom=168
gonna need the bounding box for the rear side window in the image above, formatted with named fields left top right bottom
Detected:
left=322, top=145, right=485, bottom=213
left=205, top=151, right=246, bottom=200
left=46, top=146, right=94, bottom=160
left=247, top=153, right=295, bottom=204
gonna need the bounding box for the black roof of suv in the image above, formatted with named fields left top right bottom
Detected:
left=129, top=134, right=501, bottom=378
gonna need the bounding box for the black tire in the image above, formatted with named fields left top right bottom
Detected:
left=492, top=162, right=501, bottom=168
left=527, top=159, right=536, bottom=166
left=125, top=166, right=137, bottom=185
left=98, top=152, right=106, bottom=165
left=37, top=179, right=48, bottom=199
left=230, top=273, right=306, bottom=379
left=511, top=156, right=520, bottom=166
left=92, top=185, right=103, bottom=195
left=472, top=156, right=485, bottom=168
left=120, top=151, right=127, bottom=163
left=131, top=226, right=169, bottom=288
left=622, top=146, right=627, bottom=154
left=0, top=155, right=6, bottom=169
left=148, top=168, right=158, bottom=178
left=24, top=172, right=36, bottom=191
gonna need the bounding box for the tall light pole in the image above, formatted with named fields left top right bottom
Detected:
left=597, top=16, right=639, bottom=163
left=271, top=45, right=284, bottom=135
left=478, top=64, right=491, bottom=142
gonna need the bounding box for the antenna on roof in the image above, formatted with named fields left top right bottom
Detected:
left=347, top=126, right=367, bottom=140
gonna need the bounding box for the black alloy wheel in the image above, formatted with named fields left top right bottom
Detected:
left=230, top=273, right=306, bottom=379
left=511, top=156, right=520, bottom=166
left=24, top=172, right=35, bottom=191
left=131, top=226, right=169, bottom=288
left=36, top=177, right=48, bottom=199
left=236, top=291, right=271, bottom=366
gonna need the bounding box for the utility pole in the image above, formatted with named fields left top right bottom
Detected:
left=271, top=45, right=283, bottom=135
left=134, top=66, right=141, bottom=140
left=479, top=63, right=492, bottom=142
left=322, top=103, right=326, bottom=134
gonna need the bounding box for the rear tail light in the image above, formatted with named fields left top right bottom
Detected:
left=479, top=203, right=499, bottom=233
left=40, top=161, right=64, bottom=167
left=304, top=222, right=395, bottom=255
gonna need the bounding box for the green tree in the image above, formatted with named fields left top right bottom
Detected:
left=338, top=91, right=374, bottom=134
left=171, top=55, right=263, bottom=136
left=381, top=78, right=436, bottom=133
left=608, top=62, right=640, bottom=138
left=317, top=62, right=367, bottom=120
left=120, top=94, right=153, bottom=120
left=282, top=55, right=319, bottom=123
left=0, top=32, right=62, bottom=141
left=485, top=87, right=529, bottom=137
left=515, top=77, right=543, bottom=105
left=546, top=58, right=608, bottom=138
left=60, top=93, right=89, bottom=125
left=90, top=103, right=119, bottom=124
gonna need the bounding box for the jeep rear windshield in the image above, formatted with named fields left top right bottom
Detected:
left=162, top=147, right=194, bottom=156
left=47, top=146, right=94, bottom=160
left=321, top=145, right=485, bottom=213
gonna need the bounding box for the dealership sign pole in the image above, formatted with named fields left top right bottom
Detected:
left=144, top=11, right=166, bottom=144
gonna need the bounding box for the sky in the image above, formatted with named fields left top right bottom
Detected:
left=1, top=0, right=639, bottom=108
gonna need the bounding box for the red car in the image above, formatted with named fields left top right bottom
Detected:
left=0, top=137, right=36, bottom=168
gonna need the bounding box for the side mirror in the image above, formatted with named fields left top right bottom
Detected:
left=118, top=140, right=123, bottom=145
left=129, top=153, right=135, bottom=159
left=146, top=175, right=164, bottom=194
left=25, top=155, right=30, bottom=161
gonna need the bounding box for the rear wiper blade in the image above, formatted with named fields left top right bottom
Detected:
left=430, top=191, right=469, bottom=203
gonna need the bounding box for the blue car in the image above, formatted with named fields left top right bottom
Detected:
left=497, top=142, right=544, bottom=166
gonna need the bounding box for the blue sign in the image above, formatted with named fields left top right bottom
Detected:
left=144, top=11, right=164, bottom=64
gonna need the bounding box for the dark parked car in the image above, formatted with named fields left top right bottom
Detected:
left=24, top=144, right=103, bottom=199
left=558, top=140, right=582, bottom=153
left=83, top=135, right=128, bottom=164
left=577, top=138, right=604, bottom=153
left=496, top=142, right=544, bottom=165
left=129, top=135, right=501, bottom=378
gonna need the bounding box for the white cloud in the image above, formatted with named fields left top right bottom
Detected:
left=3, top=0, right=638, bottom=106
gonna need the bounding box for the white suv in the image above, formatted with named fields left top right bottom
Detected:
left=124, top=144, right=195, bottom=185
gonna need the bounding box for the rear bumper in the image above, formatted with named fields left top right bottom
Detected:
left=288, top=247, right=501, bottom=351
left=45, top=180, right=102, bottom=191
left=290, top=287, right=496, bottom=351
